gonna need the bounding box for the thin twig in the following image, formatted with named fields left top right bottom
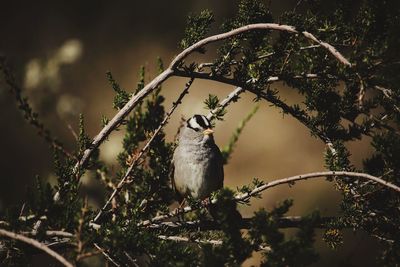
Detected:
left=374, top=85, right=400, bottom=113
left=0, top=228, right=74, bottom=267
left=124, top=251, right=139, bottom=267
left=21, top=230, right=74, bottom=238
left=92, top=78, right=194, bottom=223
left=94, top=243, right=120, bottom=267
left=206, top=86, right=246, bottom=121
left=66, top=123, right=79, bottom=141
left=301, top=31, right=351, bottom=66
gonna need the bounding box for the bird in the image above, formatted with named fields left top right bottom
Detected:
left=172, top=114, right=224, bottom=203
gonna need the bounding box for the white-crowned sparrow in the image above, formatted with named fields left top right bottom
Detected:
left=172, top=114, right=224, bottom=200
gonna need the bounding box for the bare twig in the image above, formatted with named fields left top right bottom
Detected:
left=374, top=85, right=400, bottom=113
left=92, top=78, right=194, bottom=223
left=124, top=251, right=140, bottom=267
left=28, top=230, right=74, bottom=238
left=94, top=243, right=120, bottom=267
left=206, top=86, right=245, bottom=121
left=66, top=123, right=79, bottom=141
left=301, top=31, right=351, bottom=66
left=356, top=73, right=366, bottom=109
left=0, top=228, right=74, bottom=267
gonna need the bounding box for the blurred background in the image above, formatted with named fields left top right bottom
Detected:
left=0, top=1, right=378, bottom=266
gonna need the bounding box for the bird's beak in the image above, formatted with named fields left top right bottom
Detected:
left=203, top=128, right=214, bottom=135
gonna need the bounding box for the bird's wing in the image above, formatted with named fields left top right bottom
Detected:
left=169, top=156, right=176, bottom=192
left=213, top=143, right=225, bottom=188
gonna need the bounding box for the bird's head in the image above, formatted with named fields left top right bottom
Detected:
left=180, top=114, right=214, bottom=143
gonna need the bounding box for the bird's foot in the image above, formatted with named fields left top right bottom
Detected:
left=175, top=199, right=187, bottom=221
left=178, top=198, right=187, bottom=209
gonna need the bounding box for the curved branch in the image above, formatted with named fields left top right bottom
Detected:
left=75, top=23, right=351, bottom=176
left=92, top=77, right=194, bottom=223
left=236, top=171, right=400, bottom=202
left=170, top=23, right=351, bottom=68
left=140, top=171, right=399, bottom=225
left=175, top=70, right=330, bottom=142
left=0, top=228, right=74, bottom=267
left=73, top=68, right=174, bottom=174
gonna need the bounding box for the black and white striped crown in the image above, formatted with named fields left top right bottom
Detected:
left=187, top=114, right=211, bottom=131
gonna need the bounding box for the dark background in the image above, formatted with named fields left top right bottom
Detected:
left=0, top=1, right=378, bottom=266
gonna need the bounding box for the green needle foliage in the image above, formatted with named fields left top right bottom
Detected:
left=1, top=0, right=400, bottom=266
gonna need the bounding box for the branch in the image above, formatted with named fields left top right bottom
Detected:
left=175, top=70, right=330, bottom=141
left=148, top=216, right=334, bottom=231
left=206, top=86, right=246, bottom=121
left=0, top=228, right=74, bottom=267
left=157, top=235, right=271, bottom=252
left=73, top=68, right=174, bottom=174
left=301, top=31, right=351, bottom=66
left=199, top=45, right=321, bottom=70
left=92, top=78, right=194, bottom=223
left=236, top=171, right=400, bottom=202
left=374, top=85, right=400, bottom=113
left=170, top=23, right=351, bottom=69
left=140, top=171, right=399, bottom=225
left=94, top=243, right=120, bottom=267
left=174, top=70, right=371, bottom=159
left=75, top=23, right=351, bottom=176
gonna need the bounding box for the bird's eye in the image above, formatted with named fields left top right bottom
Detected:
left=187, top=117, right=202, bottom=132
left=187, top=120, right=201, bottom=132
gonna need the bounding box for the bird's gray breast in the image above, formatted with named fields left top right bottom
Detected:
left=173, top=142, right=223, bottom=199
